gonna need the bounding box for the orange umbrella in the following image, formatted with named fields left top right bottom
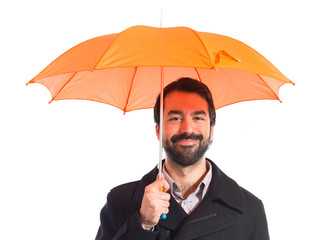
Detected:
left=27, top=25, right=294, bottom=180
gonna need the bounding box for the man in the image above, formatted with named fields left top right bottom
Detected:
left=95, top=78, right=270, bottom=240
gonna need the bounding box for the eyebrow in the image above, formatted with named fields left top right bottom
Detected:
left=192, top=111, right=207, bottom=116
left=167, top=110, right=207, bottom=116
left=167, top=110, right=183, bottom=116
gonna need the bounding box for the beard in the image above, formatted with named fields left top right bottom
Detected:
left=163, top=132, right=212, bottom=167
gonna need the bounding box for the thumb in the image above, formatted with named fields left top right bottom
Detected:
left=156, top=174, right=170, bottom=192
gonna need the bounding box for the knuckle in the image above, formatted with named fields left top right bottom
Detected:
left=144, top=186, right=150, bottom=193
left=149, top=201, right=157, bottom=208
left=145, top=186, right=154, bottom=194
left=163, top=193, right=171, bottom=201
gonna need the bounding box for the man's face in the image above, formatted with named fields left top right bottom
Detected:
left=156, top=91, right=214, bottom=167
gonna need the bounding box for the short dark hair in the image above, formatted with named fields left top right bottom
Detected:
left=154, top=77, right=216, bottom=127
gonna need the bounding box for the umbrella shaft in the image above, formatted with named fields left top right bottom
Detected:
left=158, top=68, right=164, bottom=179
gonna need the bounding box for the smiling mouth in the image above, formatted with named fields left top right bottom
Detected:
left=175, top=139, right=198, bottom=146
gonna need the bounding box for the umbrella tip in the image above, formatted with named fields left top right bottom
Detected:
left=26, top=80, right=33, bottom=86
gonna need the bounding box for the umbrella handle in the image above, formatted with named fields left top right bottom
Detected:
left=159, top=188, right=167, bottom=220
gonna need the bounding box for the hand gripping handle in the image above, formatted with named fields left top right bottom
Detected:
left=159, top=188, right=167, bottom=219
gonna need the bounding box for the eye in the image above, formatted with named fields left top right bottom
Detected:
left=168, top=116, right=181, bottom=121
left=194, top=116, right=205, bottom=121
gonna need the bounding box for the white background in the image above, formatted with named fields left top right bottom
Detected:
left=1, top=0, right=335, bottom=239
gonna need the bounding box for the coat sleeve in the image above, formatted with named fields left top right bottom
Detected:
left=95, top=187, right=159, bottom=240
left=249, top=201, right=270, bottom=240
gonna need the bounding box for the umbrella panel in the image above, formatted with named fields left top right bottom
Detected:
left=33, top=66, right=286, bottom=113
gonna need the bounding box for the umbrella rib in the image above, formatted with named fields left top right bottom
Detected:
left=123, top=67, right=138, bottom=113
left=189, top=29, right=215, bottom=68
left=195, top=68, right=202, bottom=82
left=93, top=34, right=119, bottom=70
left=257, top=74, right=282, bottom=103
left=49, top=72, right=77, bottom=103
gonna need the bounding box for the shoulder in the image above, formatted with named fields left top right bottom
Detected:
left=107, top=180, right=140, bottom=202
left=208, top=159, right=264, bottom=212
left=238, top=184, right=264, bottom=216
left=106, top=166, right=158, bottom=207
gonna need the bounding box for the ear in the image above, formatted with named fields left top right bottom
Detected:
left=210, top=126, right=214, bottom=141
left=155, top=124, right=160, bottom=140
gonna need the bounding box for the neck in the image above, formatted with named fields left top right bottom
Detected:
left=165, top=157, right=208, bottom=199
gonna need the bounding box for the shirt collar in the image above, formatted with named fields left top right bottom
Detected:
left=162, top=160, right=212, bottom=200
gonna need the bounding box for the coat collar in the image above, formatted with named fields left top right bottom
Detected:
left=205, top=159, right=246, bottom=213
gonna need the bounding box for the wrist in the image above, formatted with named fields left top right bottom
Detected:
left=139, top=209, right=155, bottom=230
left=140, top=220, right=154, bottom=230
left=141, top=224, right=155, bottom=231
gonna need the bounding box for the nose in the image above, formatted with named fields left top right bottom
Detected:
left=179, top=117, right=193, bottom=134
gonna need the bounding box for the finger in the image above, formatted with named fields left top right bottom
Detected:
left=160, top=199, right=170, bottom=208
left=161, top=207, right=169, bottom=215
left=158, top=175, right=170, bottom=192
left=161, top=178, right=170, bottom=192
left=160, top=192, right=171, bottom=201
left=153, top=175, right=170, bottom=192
left=143, top=186, right=170, bottom=203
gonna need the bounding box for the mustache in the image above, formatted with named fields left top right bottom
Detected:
left=170, top=132, right=203, bottom=143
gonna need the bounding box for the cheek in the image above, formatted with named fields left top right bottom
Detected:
left=162, top=126, right=180, bottom=142
left=162, top=130, right=173, bottom=140
left=163, top=123, right=177, bottom=134
left=200, top=126, right=212, bottom=138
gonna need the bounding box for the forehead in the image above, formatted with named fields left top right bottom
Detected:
left=163, top=91, right=209, bottom=114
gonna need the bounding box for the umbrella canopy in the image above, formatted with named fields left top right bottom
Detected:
left=27, top=25, right=293, bottom=112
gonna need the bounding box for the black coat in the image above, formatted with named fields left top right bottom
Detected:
left=95, top=160, right=270, bottom=240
